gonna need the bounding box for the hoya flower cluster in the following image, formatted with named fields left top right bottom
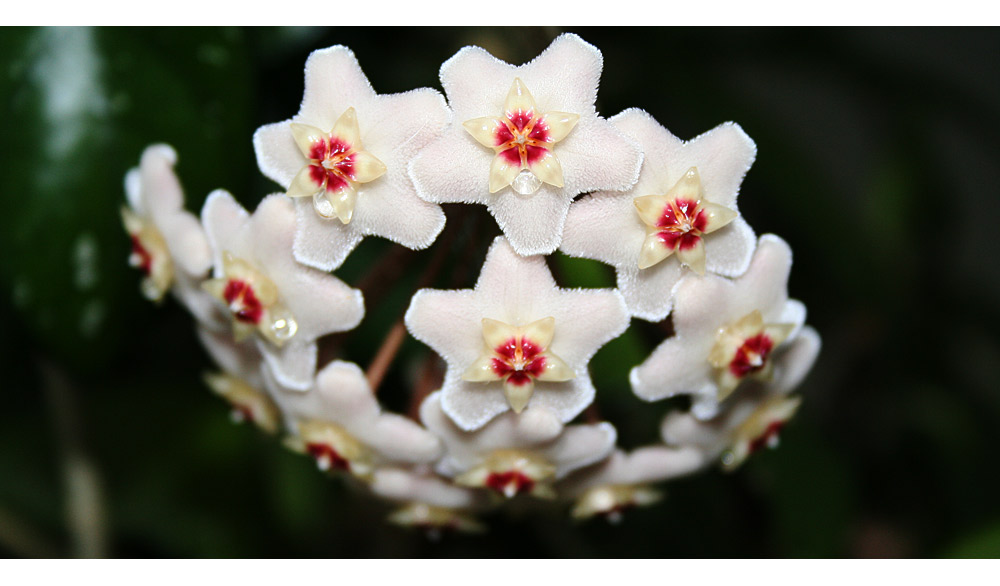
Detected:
left=121, top=34, right=820, bottom=534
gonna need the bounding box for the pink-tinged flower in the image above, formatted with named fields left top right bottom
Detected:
left=408, top=33, right=643, bottom=256
left=254, top=46, right=450, bottom=271
left=405, top=237, right=629, bottom=430
left=660, top=326, right=821, bottom=471
left=630, top=235, right=806, bottom=419
left=264, top=361, right=442, bottom=481
left=558, top=447, right=704, bottom=522
left=561, top=110, right=758, bottom=321
left=420, top=392, right=616, bottom=499
left=120, top=144, right=215, bottom=321
left=200, top=191, right=364, bottom=391
left=371, top=467, right=489, bottom=536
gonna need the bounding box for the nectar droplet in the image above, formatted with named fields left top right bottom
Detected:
left=511, top=169, right=541, bottom=195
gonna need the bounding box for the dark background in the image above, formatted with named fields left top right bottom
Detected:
left=2, top=27, right=999, bottom=558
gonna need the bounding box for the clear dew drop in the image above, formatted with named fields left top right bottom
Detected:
left=511, top=169, right=541, bottom=195
left=270, top=312, right=298, bottom=343
left=312, top=191, right=337, bottom=218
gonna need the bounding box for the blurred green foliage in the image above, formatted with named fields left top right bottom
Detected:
left=1, top=27, right=999, bottom=558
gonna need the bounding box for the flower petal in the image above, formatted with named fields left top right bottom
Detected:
left=701, top=201, right=738, bottom=234
left=489, top=151, right=522, bottom=193
left=328, top=107, right=360, bottom=147
left=136, top=144, right=181, bottom=218
left=257, top=338, right=317, bottom=392
left=503, top=376, right=534, bottom=413
left=539, top=112, right=580, bottom=143
left=556, top=115, right=643, bottom=194
left=298, top=46, right=377, bottom=127
left=535, top=352, right=574, bottom=382
left=371, top=467, right=485, bottom=510
left=408, top=126, right=494, bottom=205
left=200, top=189, right=250, bottom=276
left=527, top=149, right=564, bottom=188
left=481, top=317, right=518, bottom=352
left=675, top=236, right=707, bottom=275
left=290, top=123, right=327, bottom=159
left=290, top=197, right=365, bottom=272
left=703, top=217, right=756, bottom=278
left=253, top=122, right=303, bottom=187
left=638, top=232, right=675, bottom=270
left=286, top=165, right=324, bottom=199
left=462, top=116, right=504, bottom=148
left=539, top=421, right=616, bottom=479
left=521, top=316, right=556, bottom=350
left=769, top=325, right=821, bottom=394
left=487, top=185, right=571, bottom=255
left=504, top=77, right=538, bottom=116
left=463, top=354, right=503, bottom=382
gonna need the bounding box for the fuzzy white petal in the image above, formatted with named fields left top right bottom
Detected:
left=406, top=238, right=628, bottom=430
left=254, top=48, right=450, bottom=271
left=630, top=234, right=801, bottom=405
left=411, top=33, right=641, bottom=259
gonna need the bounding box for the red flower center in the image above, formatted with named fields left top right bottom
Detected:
left=223, top=279, right=264, bottom=325
left=656, top=198, right=708, bottom=251
left=308, top=137, right=356, bottom=194
left=748, top=421, right=785, bottom=455
left=729, top=333, right=775, bottom=378
left=490, top=336, right=547, bottom=387
left=306, top=443, right=351, bottom=472
left=494, top=109, right=552, bottom=168
left=485, top=470, right=535, bottom=496
left=232, top=405, right=255, bottom=423
left=129, top=235, right=153, bottom=275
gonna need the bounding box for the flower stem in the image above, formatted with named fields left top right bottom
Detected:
left=364, top=209, right=461, bottom=393
left=365, top=320, right=408, bottom=393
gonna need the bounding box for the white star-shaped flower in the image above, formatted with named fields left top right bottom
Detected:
left=420, top=392, right=616, bottom=499
left=254, top=45, right=451, bottom=271
left=561, top=109, right=758, bottom=321
left=660, top=326, right=820, bottom=471
left=630, top=234, right=807, bottom=419
left=558, top=447, right=704, bottom=522
left=200, top=191, right=364, bottom=391
left=120, top=144, right=216, bottom=324
left=408, top=33, right=643, bottom=256
left=405, top=236, right=629, bottom=430
left=263, top=360, right=442, bottom=481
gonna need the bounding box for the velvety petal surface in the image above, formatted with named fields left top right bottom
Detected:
left=561, top=110, right=757, bottom=321
left=409, top=33, right=642, bottom=256
left=254, top=47, right=449, bottom=270
left=406, top=237, right=628, bottom=430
